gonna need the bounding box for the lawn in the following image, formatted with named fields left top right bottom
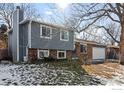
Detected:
left=0, top=61, right=105, bottom=85
left=82, top=62, right=124, bottom=85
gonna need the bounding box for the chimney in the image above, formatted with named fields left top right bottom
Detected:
left=16, top=6, right=24, bottom=22
left=12, top=6, right=24, bottom=61
left=16, top=6, right=20, bottom=10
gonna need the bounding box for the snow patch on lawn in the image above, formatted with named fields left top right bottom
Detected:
left=0, top=63, right=105, bottom=85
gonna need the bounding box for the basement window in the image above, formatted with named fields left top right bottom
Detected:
left=57, top=51, right=66, bottom=59
left=80, top=44, right=87, bottom=54
left=38, top=50, right=49, bottom=59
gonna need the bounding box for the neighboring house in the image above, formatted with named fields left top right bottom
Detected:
left=106, top=45, right=119, bottom=61
left=0, top=35, right=7, bottom=49
left=0, top=29, right=8, bottom=60
left=8, top=6, right=74, bottom=62
left=72, top=39, right=106, bottom=63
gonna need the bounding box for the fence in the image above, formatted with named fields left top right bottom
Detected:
left=0, top=49, right=8, bottom=60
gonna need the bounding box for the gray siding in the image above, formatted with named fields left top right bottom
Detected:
left=8, top=8, right=24, bottom=61
left=31, top=22, right=74, bottom=50
left=11, top=10, right=18, bottom=61
left=19, top=23, right=29, bottom=61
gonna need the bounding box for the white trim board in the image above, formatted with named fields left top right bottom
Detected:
left=40, top=25, right=52, bottom=39
left=28, top=21, right=32, bottom=48
left=17, top=9, right=19, bottom=61
left=57, top=50, right=66, bottom=59
left=37, top=49, right=49, bottom=59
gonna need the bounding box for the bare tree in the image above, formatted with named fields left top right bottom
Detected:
left=67, top=3, right=124, bottom=64
left=75, top=26, right=107, bottom=43
left=20, top=3, right=42, bottom=20
left=0, top=3, right=42, bottom=30
left=0, top=3, right=14, bottom=29
left=97, top=23, right=121, bottom=44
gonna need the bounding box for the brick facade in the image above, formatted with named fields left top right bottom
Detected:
left=75, top=42, right=92, bottom=61
left=28, top=42, right=106, bottom=62
left=66, top=50, right=72, bottom=58
left=49, top=49, right=57, bottom=59
left=28, top=49, right=73, bottom=61
left=74, top=42, right=106, bottom=61
left=28, top=48, right=37, bottom=61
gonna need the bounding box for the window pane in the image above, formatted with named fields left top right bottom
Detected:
left=58, top=52, right=65, bottom=58
left=44, top=51, right=49, bottom=57
left=39, top=50, right=49, bottom=58
left=80, top=45, right=87, bottom=53
left=83, top=46, right=87, bottom=53
left=61, top=31, right=68, bottom=40
left=80, top=45, right=83, bottom=52
left=61, top=52, right=64, bottom=57
left=59, top=52, right=61, bottom=57
left=42, top=27, right=50, bottom=37
left=39, top=52, right=44, bottom=58
left=61, top=31, right=64, bottom=39
left=64, top=32, right=68, bottom=39
left=46, top=28, right=50, bottom=37
left=42, top=27, right=46, bottom=36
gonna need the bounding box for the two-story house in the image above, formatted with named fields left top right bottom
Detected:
left=8, top=6, right=74, bottom=62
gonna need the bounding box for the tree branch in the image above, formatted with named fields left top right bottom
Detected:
left=96, top=25, right=120, bottom=43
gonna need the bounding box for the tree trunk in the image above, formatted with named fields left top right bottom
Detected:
left=120, top=5, right=124, bottom=65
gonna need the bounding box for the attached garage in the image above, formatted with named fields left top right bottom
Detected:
left=74, top=39, right=106, bottom=64
left=92, top=47, right=105, bottom=60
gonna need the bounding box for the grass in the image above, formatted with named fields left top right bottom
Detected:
left=45, top=59, right=86, bottom=72
left=1, top=60, right=106, bottom=85
left=82, top=62, right=122, bottom=79
left=49, top=61, right=84, bottom=72
left=12, top=59, right=85, bottom=73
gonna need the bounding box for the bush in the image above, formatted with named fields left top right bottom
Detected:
left=44, top=57, right=56, bottom=61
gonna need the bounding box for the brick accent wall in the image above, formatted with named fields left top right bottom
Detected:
left=49, top=50, right=72, bottom=59
left=75, top=42, right=91, bottom=61
left=66, top=50, right=72, bottom=58
left=28, top=49, right=72, bottom=61
left=28, top=48, right=37, bottom=61
left=49, top=49, right=57, bottom=59
left=75, top=42, right=106, bottom=61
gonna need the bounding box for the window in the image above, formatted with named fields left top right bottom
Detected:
left=38, top=50, right=49, bottom=59
left=40, top=25, right=52, bottom=39
left=57, top=51, right=66, bottom=59
left=80, top=44, right=87, bottom=54
left=60, top=30, right=69, bottom=41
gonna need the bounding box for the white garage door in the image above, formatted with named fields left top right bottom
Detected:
left=92, top=47, right=105, bottom=60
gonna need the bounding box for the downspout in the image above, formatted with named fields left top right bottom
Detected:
left=26, top=20, right=32, bottom=61
left=17, top=8, right=19, bottom=61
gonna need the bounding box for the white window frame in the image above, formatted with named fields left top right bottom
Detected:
left=60, top=30, right=69, bottom=41
left=38, top=49, right=49, bottom=59
left=57, top=51, right=66, bottom=59
left=40, top=25, right=52, bottom=39
left=80, top=43, right=87, bottom=54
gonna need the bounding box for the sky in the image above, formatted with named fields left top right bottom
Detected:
left=31, top=3, right=72, bottom=24
left=0, top=3, right=120, bottom=44
left=14, top=3, right=118, bottom=44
